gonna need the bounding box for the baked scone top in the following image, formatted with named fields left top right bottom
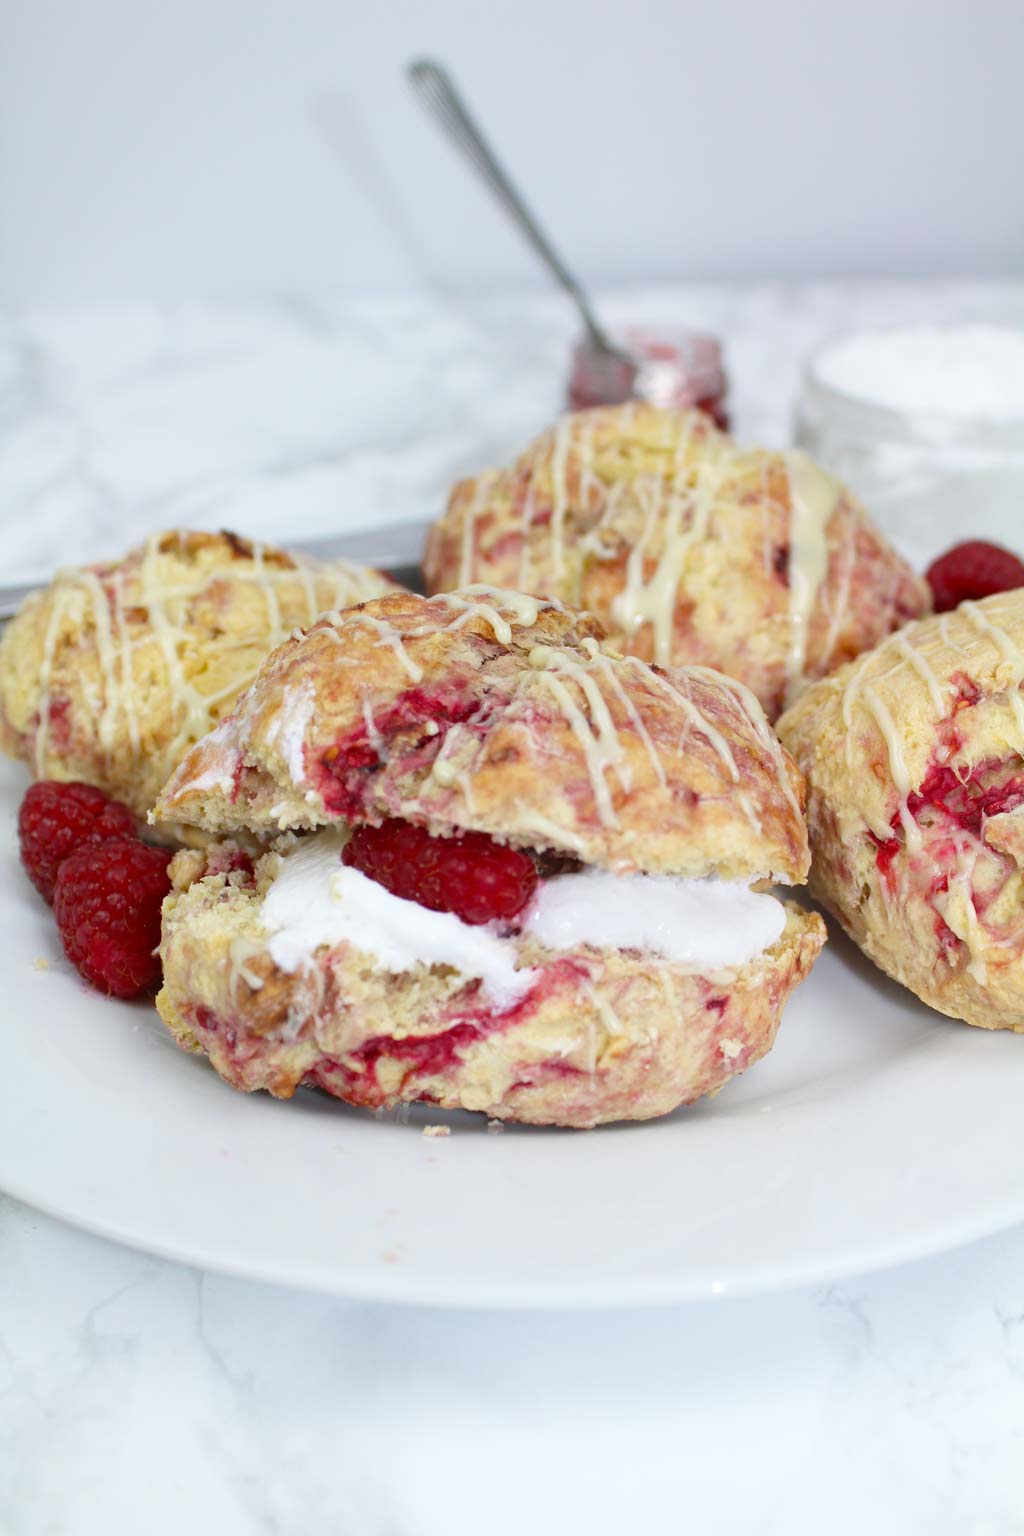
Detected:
left=424, top=403, right=931, bottom=719
left=0, top=529, right=399, bottom=819
left=778, top=590, right=1024, bottom=848
left=154, top=586, right=811, bottom=883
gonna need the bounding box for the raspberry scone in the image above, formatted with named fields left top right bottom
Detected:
left=778, top=590, right=1024, bottom=1033
left=152, top=588, right=824, bottom=1128
left=0, top=530, right=399, bottom=820
left=424, top=403, right=930, bottom=720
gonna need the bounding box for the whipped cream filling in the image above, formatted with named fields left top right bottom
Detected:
left=259, top=832, right=787, bottom=999
left=260, top=831, right=533, bottom=1008
left=524, top=868, right=785, bottom=968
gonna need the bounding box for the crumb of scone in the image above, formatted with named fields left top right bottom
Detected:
left=422, top=1124, right=451, bottom=1138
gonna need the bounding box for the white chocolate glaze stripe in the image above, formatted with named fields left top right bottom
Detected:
left=782, top=450, right=839, bottom=709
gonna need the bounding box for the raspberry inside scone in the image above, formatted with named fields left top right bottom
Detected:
left=0, top=529, right=400, bottom=821
left=153, top=589, right=824, bottom=1128
left=423, top=403, right=930, bottom=720
left=778, top=589, right=1024, bottom=1033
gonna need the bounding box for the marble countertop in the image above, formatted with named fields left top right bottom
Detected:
left=2, top=281, right=1024, bottom=1535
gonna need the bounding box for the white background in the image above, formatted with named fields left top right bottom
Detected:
left=3, top=0, right=1021, bottom=304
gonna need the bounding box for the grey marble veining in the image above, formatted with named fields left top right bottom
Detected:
left=1, top=281, right=1024, bottom=1536
left=2, top=280, right=1022, bottom=581
left=1, top=1194, right=1023, bottom=1535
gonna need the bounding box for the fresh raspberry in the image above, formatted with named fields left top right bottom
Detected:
left=18, top=780, right=136, bottom=903
left=926, top=541, right=1024, bottom=613
left=342, top=819, right=537, bottom=926
left=54, top=839, right=173, bottom=999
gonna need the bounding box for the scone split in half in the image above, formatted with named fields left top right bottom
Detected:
left=779, top=589, right=1024, bottom=1033
left=154, top=588, right=825, bottom=1127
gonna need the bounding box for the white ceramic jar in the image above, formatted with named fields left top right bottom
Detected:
left=794, top=325, right=1024, bottom=567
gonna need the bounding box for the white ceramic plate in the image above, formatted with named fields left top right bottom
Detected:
left=1, top=753, right=1022, bottom=1308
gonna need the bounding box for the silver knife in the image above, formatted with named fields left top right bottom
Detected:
left=0, top=517, right=431, bottom=623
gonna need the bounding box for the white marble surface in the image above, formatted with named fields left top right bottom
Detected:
left=2, top=281, right=1024, bottom=1535
left=4, top=279, right=1024, bottom=581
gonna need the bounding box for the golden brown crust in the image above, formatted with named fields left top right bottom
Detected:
left=0, top=529, right=400, bottom=818
left=423, top=404, right=931, bottom=720
left=154, top=587, right=812, bottom=883
left=778, top=591, right=1024, bottom=1031
left=156, top=845, right=825, bottom=1128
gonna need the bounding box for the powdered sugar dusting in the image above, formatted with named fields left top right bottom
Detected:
left=816, top=325, right=1024, bottom=420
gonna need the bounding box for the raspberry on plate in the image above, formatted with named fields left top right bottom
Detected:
left=18, top=780, right=136, bottom=903
left=54, top=838, right=172, bottom=999
left=343, top=818, right=538, bottom=926
left=926, top=540, right=1024, bottom=613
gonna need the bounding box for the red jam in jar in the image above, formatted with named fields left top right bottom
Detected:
left=567, top=328, right=729, bottom=429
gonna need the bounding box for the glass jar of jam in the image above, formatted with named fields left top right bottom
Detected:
left=568, top=328, right=729, bottom=429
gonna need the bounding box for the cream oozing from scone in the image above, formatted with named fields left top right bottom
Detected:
left=260, top=831, right=533, bottom=1008
left=524, top=868, right=785, bottom=967
left=258, top=829, right=787, bottom=1004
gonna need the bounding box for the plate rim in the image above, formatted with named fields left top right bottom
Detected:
left=4, top=1162, right=1022, bottom=1308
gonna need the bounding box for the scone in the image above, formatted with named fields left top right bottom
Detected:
left=0, top=529, right=399, bottom=820
left=424, top=403, right=930, bottom=720
left=153, top=588, right=825, bottom=1128
left=778, top=590, right=1024, bottom=1032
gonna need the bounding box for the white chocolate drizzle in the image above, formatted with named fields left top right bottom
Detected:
left=828, top=597, right=1024, bottom=985
left=30, top=531, right=379, bottom=784
left=959, top=601, right=1024, bottom=734
left=690, top=664, right=803, bottom=822
left=607, top=417, right=729, bottom=668
left=457, top=475, right=494, bottom=587
left=781, top=450, right=841, bottom=708
left=437, top=586, right=549, bottom=644
left=528, top=644, right=626, bottom=826
left=341, top=612, right=424, bottom=682
left=580, top=638, right=666, bottom=788
left=449, top=412, right=845, bottom=704
left=891, top=630, right=947, bottom=717
left=547, top=415, right=574, bottom=580
left=861, top=683, right=922, bottom=854
left=626, top=658, right=739, bottom=783
left=816, top=514, right=857, bottom=673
